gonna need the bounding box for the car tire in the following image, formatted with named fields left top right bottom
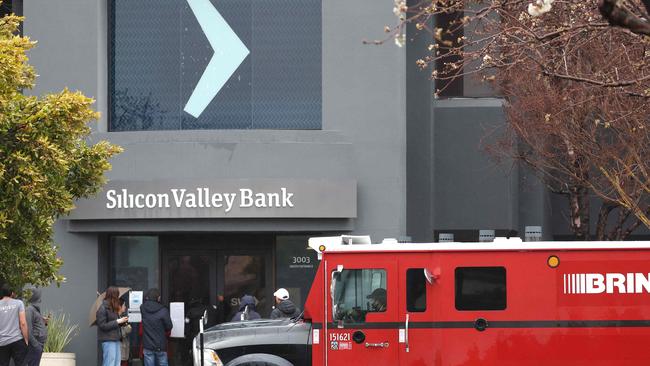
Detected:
left=224, top=353, right=294, bottom=366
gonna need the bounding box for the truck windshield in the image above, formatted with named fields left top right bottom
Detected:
left=331, top=269, right=386, bottom=323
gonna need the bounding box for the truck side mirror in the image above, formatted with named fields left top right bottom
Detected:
left=424, top=268, right=440, bottom=285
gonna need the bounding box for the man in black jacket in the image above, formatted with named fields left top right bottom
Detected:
left=269, top=288, right=301, bottom=320
left=141, top=289, right=173, bottom=366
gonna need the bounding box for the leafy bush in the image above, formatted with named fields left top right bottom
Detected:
left=43, top=312, right=79, bottom=353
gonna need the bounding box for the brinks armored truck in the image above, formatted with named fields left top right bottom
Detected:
left=195, top=236, right=650, bottom=365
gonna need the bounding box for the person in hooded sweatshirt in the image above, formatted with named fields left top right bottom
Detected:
left=141, top=288, right=173, bottom=366
left=269, top=288, right=301, bottom=320
left=231, top=295, right=261, bottom=322
left=24, top=287, right=48, bottom=366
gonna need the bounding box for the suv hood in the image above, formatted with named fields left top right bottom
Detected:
left=197, top=319, right=311, bottom=351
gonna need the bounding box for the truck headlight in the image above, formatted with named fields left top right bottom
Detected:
left=203, top=349, right=223, bottom=366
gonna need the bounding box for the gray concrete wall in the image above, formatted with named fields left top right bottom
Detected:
left=432, top=99, right=518, bottom=232
left=323, top=0, right=406, bottom=239
left=518, top=166, right=554, bottom=240
left=406, top=9, right=435, bottom=242
left=24, top=0, right=107, bottom=130
left=24, top=2, right=106, bottom=364
left=24, top=1, right=406, bottom=364
left=404, top=1, right=532, bottom=241
left=42, top=221, right=99, bottom=365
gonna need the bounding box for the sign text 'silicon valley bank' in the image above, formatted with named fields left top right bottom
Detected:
left=106, top=188, right=294, bottom=212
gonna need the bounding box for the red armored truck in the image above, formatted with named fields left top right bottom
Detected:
left=196, top=235, right=650, bottom=366
left=304, top=236, right=650, bottom=366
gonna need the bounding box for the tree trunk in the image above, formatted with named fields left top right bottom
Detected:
left=569, top=185, right=590, bottom=240
left=595, top=202, right=616, bottom=240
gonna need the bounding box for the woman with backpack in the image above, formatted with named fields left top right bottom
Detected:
left=231, top=295, right=261, bottom=322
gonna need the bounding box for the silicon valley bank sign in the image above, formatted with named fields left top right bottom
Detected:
left=68, top=180, right=356, bottom=220
left=106, top=187, right=295, bottom=211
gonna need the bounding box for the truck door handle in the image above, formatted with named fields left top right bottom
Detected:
left=365, top=342, right=389, bottom=348
left=405, top=313, right=410, bottom=353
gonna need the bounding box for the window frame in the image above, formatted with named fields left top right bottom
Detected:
left=454, top=266, right=507, bottom=311
left=107, top=0, right=323, bottom=132
left=406, top=268, right=427, bottom=312
left=331, top=268, right=388, bottom=323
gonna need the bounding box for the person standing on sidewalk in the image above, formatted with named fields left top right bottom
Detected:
left=97, top=287, right=129, bottom=366
left=118, top=297, right=131, bottom=366
left=269, top=288, right=301, bottom=320
left=141, top=288, right=172, bottom=366
left=24, top=287, right=48, bottom=366
left=231, top=295, right=261, bottom=322
left=0, top=283, right=29, bottom=366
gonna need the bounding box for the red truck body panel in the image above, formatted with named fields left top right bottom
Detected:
left=304, top=239, right=650, bottom=365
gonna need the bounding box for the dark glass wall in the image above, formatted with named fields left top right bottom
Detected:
left=0, top=1, right=11, bottom=17
left=110, top=236, right=160, bottom=291
left=275, top=235, right=319, bottom=308
left=109, top=0, right=322, bottom=131
left=1, top=0, right=22, bottom=18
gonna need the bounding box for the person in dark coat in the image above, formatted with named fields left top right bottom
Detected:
left=24, top=287, right=48, bottom=366
left=206, top=294, right=230, bottom=328
left=269, top=288, right=301, bottom=320
left=231, top=295, right=261, bottom=322
left=97, top=287, right=129, bottom=366
left=141, top=288, right=172, bottom=366
left=186, top=298, right=208, bottom=341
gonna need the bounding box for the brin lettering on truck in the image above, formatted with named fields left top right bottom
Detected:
left=193, top=236, right=650, bottom=366
left=563, top=272, right=650, bottom=294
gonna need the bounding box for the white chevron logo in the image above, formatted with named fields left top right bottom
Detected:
left=184, top=0, right=250, bottom=118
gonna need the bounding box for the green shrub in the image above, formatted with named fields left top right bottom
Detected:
left=43, top=312, right=79, bottom=353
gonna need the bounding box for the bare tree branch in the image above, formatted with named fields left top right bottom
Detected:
left=599, top=0, right=650, bottom=35
left=394, top=0, right=650, bottom=238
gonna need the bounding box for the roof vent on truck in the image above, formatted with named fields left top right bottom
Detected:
left=341, top=235, right=372, bottom=245
left=308, top=236, right=372, bottom=258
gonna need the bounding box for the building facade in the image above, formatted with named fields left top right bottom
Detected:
left=22, top=0, right=408, bottom=364
left=15, top=0, right=640, bottom=365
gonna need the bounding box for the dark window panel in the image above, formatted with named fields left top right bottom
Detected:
left=455, top=267, right=506, bottom=311
left=406, top=268, right=427, bottom=312
left=109, top=0, right=322, bottom=131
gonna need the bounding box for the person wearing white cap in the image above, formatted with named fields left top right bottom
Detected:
left=269, top=288, right=301, bottom=320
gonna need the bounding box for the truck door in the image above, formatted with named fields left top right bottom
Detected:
left=326, top=255, right=398, bottom=366
left=398, top=254, right=438, bottom=365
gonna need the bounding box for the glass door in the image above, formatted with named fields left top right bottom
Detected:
left=159, top=238, right=273, bottom=366
left=163, top=251, right=216, bottom=366
left=218, top=250, right=273, bottom=321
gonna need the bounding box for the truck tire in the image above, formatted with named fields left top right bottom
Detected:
left=224, top=353, right=294, bottom=366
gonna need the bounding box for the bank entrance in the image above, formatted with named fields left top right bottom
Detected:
left=107, top=233, right=318, bottom=366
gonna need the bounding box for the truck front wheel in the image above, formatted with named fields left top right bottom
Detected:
left=224, top=353, right=294, bottom=366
